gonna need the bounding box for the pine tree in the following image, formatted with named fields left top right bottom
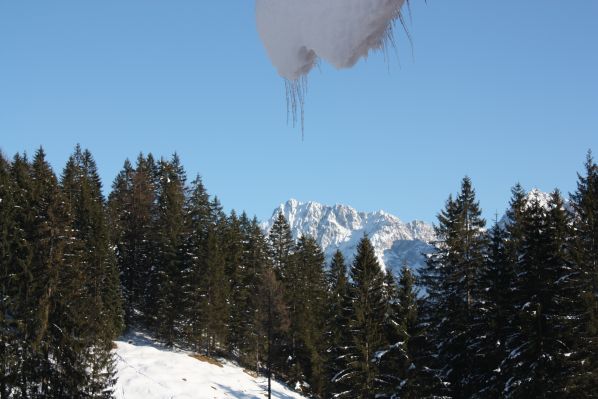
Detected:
left=241, top=217, right=272, bottom=371
left=201, top=226, right=230, bottom=355
left=60, top=145, right=123, bottom=397
left=567, top=151, right=598, bottom=395
left=289, top=235, right=328, bottom=395
left=269, top=211, right=294, bottom=279
left=224, top=210, right=246, bottom=353
left=0, top=153, right=27, bottom=399
left=419, top=177, right=487, bottom=398
left=325, top=250, right=350, bottom=396
left=468, top=221, right=513, bottom=398
left=149, top=156, right=187, bottom=345
left=267, top=212, right=295, bottom=377
left=334, top=236, right=388, bottom=398
left=388, top=264, right=425, bottom=399
left=108, top=154, right=157, bottom=327
left=503, top=191, right=581, bottom=397
left=180, top=175, right=211, bottom=350
left=257, top=266, right=290, bottom=399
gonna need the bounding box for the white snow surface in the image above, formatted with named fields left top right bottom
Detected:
left=256, top=0, right=406, bottom=80
left=262, top=199, right=435, bottom=274
left=114, top=332, right=305, bottom=399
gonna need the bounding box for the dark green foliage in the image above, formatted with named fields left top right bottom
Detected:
left=269, top=211, right=294, bottom=279
left=288, top=235, right=328, bottom=395
left=502, top=191, right=582, bottom=398
left=108, top=154, right=157, bottom=328
left=390, top=265, right=426, bottom=399
left=469, top=222, right=514, bottom=398
left=419, top=177, right=487, bottom=398
left=149, top=156, right=187, bottom=346
left=334, top=236, right=388, bottom=398
left=325, top=250, right=350, bottom=395
left=5, top=147, right=598, bottom=399
left=568, top=152, right=598, bottom=395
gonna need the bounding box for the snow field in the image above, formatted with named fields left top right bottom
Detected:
left=113, top=336, right=305, bottom=399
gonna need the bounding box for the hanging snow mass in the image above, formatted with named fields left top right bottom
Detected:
left=256, top=0, right=408, bottom=130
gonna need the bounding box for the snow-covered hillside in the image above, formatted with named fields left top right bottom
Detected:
left=114, top=332, right=305, bottom=399
left=262, top=199, right=436, bottom=274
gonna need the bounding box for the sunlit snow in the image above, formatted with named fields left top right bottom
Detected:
left=114, top=332, right=305, bottom=399
left=255, top=0, right=408, bottom=130
left=256, top=0, right=407, bottom=80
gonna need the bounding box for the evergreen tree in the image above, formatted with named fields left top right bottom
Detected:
left=268, top=211, right=294, bottom=279
left=108, top=154, right=157, bottom=327
left=180, top=175, right=211, bottom=350
left=468, top=221, right=513, bottom=398
left=388, top=265, right=425, bottom=399
left=241, top=217, right=272, bottom=370
left=568, top=151, right=598, bottom=395
left=257, top=266, right=290, bottom=399
left=325, top=250, right=350, bottom=395
left=503, top=191, right=581, bottom=397
left=224, top=210, right=246, bottom=353
left=419, top=177, right=487, bottom=398
left=201, top=226, right=230, bottom=355
left=60, top=145, right=123, bottom=397
left=149, top=156, right=187, bottom=345
left=0, top=153, right=27, bottom=399
left=288, top=235, right=328, bottom=395
left=334, top=236, right=388, bottom=398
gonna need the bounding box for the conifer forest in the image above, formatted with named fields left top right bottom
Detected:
left=1, top=145, right=597, bottom=398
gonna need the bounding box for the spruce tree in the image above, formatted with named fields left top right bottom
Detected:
left=568, top=151, right=598, bottom=395
left=468, top=221, right=513, bottom=398
left=60, top=145, right=123, bottom=398
left=0, top=153, right=26, bottom=399
left=503, top=191, right=581, bottom=397
left=150, top=156, right=187, bottom=345
left=180, top=175, right=211, bottom=350
left=325, top=250, right=350, bottom=395
left=269, top=211, right=294, bottom=279
left=334, top=236, right=388, bottom=398
left=201, top=226, right=230, bottom=355
left=389, top=265, right=425, bottom=399
left=419, top=177, right=487, bottom=398
left=289, top=235, right=328, bottom=395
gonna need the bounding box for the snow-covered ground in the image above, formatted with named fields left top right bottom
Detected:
left=113, top=332, right=305, bottom=399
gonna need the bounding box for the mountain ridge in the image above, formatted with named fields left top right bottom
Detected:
left=262, top=199, right=436, bottom=274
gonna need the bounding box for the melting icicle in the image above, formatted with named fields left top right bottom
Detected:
left=256, top=0, right=409, bottom=135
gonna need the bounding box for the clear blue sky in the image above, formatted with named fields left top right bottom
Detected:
left=1, top=1, right=596, bottom=224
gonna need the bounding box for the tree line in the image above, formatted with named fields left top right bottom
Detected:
left=1, top=146, right=597, bottom=398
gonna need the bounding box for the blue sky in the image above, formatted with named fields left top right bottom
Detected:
left=1, top=1, right=596, bottom=224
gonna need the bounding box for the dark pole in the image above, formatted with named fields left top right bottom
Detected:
left=268, top=287, right=272, bottom=399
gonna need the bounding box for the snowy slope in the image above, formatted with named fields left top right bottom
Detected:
left=262, top=199, right=436, bottom=274
left=114, top=333, right=305, bottom=399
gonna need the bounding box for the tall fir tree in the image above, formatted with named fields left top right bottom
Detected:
left=149, top=156, right=187, bottom=345
left=503, top=191, right=581, bottom=397
left=468, top=221, right=514, bottom=398
left=180, top=175, right=211, bottom=350
left=334, top=236, right=388, bottom=398
left=387, top=264, right=425, bottom=399
left=60, top=145, right=123, bottom=398
left=568, top=151, right=598, bottom=395
left=269, top=211, right=294, bottom=279
left=325, top=250, right=351, bottom=396
left=419, top=177, right=487, bottom=398
left=288, top=235, right=328, bottom=396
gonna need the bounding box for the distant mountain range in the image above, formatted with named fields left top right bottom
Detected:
left=262, top=199, right=436, bottom=275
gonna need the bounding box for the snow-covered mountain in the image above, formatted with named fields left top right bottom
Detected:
left=262, top=199, right=436, bottom=274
